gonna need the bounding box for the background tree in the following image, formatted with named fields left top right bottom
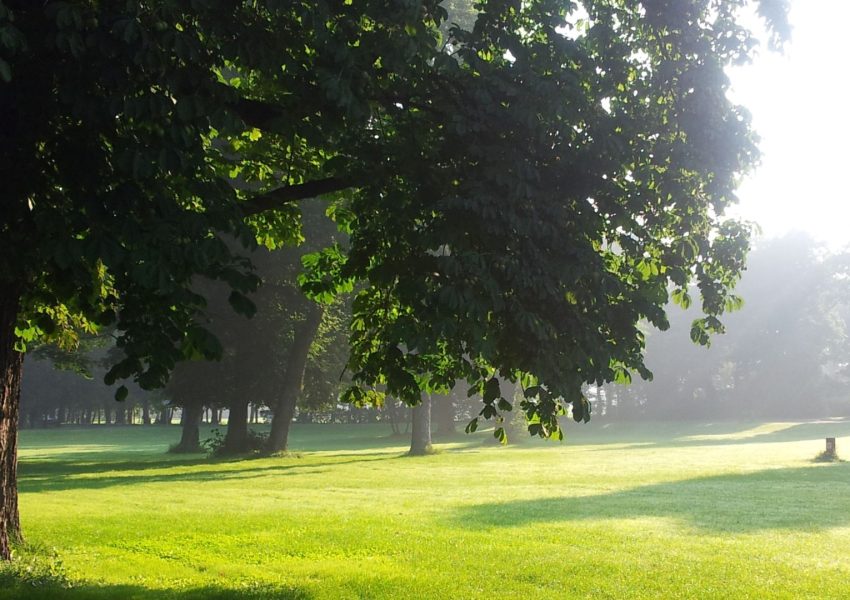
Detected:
left=600, top=234, right=850, bottom=420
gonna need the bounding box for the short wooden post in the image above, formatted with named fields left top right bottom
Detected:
left=826, top=437, right=836, bottom=457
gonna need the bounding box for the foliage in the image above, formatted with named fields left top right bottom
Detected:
left=0, top=543, right=71, bottom=592
left=600, top=234, right=850, bottom=421
left=1, top=0, right=789, bottom=438
left=165, top=205, right=349, bottom=421
left=330, top=0, right=790, bottom=437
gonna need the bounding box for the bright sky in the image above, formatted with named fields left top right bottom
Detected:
left=728, top=0, right=850, bottom=250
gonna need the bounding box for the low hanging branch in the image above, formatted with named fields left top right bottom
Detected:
left=239, top=176, right=357, bottom=216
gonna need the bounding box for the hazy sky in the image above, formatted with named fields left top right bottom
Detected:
left=728, top=1, right=850, bottom=249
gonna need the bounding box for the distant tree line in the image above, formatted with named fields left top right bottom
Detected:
left=594, top=234, right=850, bottom=421
left=22, top=234, right=850, bottom=445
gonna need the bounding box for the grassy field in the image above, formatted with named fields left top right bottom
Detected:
left=3, top=420, right=850, bottom=599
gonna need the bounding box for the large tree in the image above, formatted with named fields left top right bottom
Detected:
left=0, top=0, right=787, bottom=559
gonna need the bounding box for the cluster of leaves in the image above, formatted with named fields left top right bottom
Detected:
left=601, top=234, right=850, bottom=422
left=329, top=0, right=787, bottom=438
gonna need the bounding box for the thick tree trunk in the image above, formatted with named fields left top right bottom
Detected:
left=1, top=289, right=23, bottom=560
left=432, top=394, right=456, bottom=436
left=409, top=395, right=433, bottom=455
left=210, top=407, right=220, bottom=426
left=223, top=398, right=249, bottom=454
left=142, top=399, right=151, bottom=425
left=266, top=304, right=323, bottom=453
left=171, top=403, right=203, bottom=453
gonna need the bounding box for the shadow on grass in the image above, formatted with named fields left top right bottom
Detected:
left=0, top=582, right=310, bottom=600
left=0, top=541, right=312, bottom=599
left=18, top=452, right=403, bottom=494
left=454, top=462, right=850, bottom=533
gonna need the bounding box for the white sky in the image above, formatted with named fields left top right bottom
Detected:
left=728, top=0, right=850, bottom=250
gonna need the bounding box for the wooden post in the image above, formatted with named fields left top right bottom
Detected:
left=826, top=437, right=836, bottom=457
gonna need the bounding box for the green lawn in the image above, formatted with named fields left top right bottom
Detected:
left=4, top=420, right=850, bottom=599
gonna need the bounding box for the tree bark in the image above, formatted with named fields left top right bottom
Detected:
left=171, top=403, right=203, bottom=453
left=266, top=304, right=323, bottom=453
left=223, top=397, right=249, bottom=454
left=142, top=399, right=151, bottom=425
left=0, top=288, right=23, bottom=560
left=409, top=394, right=433, bottom=455
left=432, top=394, right=456, bottom=436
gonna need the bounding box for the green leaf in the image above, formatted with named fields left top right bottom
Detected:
left=228, top=291, right=256, bottom=317
left=115, top=385, right=129, bottom=402
left=483, top=377, right=501, bottom=403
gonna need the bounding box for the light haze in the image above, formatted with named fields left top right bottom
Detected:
left=729, top=0, right=850, bottom=249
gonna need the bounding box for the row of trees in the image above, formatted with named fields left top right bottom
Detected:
left=24, top=233, right=850, bottom=444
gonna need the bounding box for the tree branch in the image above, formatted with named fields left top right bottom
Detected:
left=240, top=177, right=356, bottom=216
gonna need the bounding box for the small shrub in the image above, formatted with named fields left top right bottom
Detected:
left=0, top=544, right=72, bottom=591
left=202, top=428, right=226, bottom=456
left=203, top=428, right=270, bottom=457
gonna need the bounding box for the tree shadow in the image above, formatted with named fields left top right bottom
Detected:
left=0, top=580, right=310, bottom=599
left=453, top=463, right=850, bottom=533
left=18, top=452, right=403, bottom=494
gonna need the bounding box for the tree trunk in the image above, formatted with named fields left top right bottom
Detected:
left=409, top=395, right=433, bottom=455
left=171, top=403, right=203, bottom=453
left=432, top=394, right=456, bottom=436
left=267, top=304, right=323, bottom=453
left=386, top=402, right=400, bottom=435
left=142, top=399, right=151, bottom=425
left=0, top=288, right=23, bottom=560
left=223, top=398, right=249, bottom=454
left=210, top=407, right=220, bottom=426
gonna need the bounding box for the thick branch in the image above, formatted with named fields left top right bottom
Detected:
left=240, top=177, right=356, bottom=216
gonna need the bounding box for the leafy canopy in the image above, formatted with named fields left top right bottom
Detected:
left=0, top=0, right=787, bottom=439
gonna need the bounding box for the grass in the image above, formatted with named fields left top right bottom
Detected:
left=4, top=419, right=850, bottom=598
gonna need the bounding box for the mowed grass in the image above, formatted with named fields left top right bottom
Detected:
left=5, top=420, right=850, bottom=599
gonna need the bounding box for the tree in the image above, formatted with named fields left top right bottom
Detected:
left=0, top=0, right=787, bottom=559
left=598, top=234, right=850, bottom=421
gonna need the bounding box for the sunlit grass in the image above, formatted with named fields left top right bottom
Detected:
left=4, top=420, right=850, bottom=598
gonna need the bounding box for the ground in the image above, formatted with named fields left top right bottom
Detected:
left=3, top=420, right=850, bottom=599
